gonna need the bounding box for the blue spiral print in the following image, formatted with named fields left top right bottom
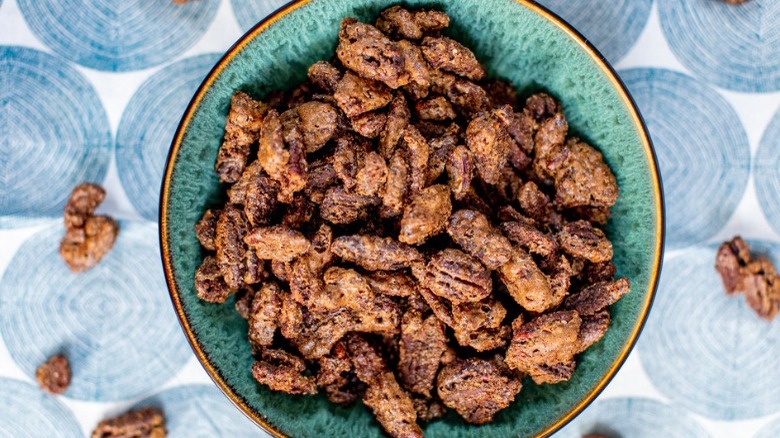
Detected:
left=231, top=0, right=288, bottom=32
left=116, top=53, right=222, bottom=221
left=658, top=0, right=780, bottom=92
left=0, top=378, right=82, bottom=438
left=639, top=241, right=780, bottom=420
left=133, top=384, right=263, bottom=437
left=535, top=0, right=652, bottom=63
left=17, top=0, right=220, bottom=72
left=556, top=397, right=710, bottom=438
left=0, top=46, right=111, bottom=229
left=755, top=109, right=780, bottom=236
left=0, top=222, right=191, bottom=402
left=619, top=68, right=750, bottom=249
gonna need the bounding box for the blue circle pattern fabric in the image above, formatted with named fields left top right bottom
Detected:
left=0, top=46, right=111, bottom=229
left=0, top=221, right=191, bottom=402
left=658, top=0, right=780, bottom=93
left=755, top=416, right=780, bottom=438
left=0, top=378, right=82, bottom=438
left=639, top=241, right=780, bottom=420
left=535, top=0, right=652, bottom=63
left=556, top=397, right=710, bottom=438
left=232, top=0, right=289, bottom=32
left=133, top=385, right=264, bottom=437
left=17, top=0, right=220, bottom=72
left=619, top=68, right=750, bottom=250
left=754, top=109, right=780, bottom=236
left=116, top=53, right=222, bottom=221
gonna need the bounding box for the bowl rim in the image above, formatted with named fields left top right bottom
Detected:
left=159, top=1, right=665, bottom=436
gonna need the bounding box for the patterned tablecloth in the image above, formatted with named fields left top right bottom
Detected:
left=0, top=0, right=777, bottom=436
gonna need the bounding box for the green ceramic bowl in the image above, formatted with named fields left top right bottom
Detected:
left=160, top=0, right=664, bottom=436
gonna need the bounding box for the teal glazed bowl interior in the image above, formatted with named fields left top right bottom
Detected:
left=160, top=0, right=664, bottom=436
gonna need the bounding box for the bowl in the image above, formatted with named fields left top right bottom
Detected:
left=159, top=0, right=664, bottom=436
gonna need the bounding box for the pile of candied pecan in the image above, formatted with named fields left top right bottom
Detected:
left=193, top=6, right=629, bottom=436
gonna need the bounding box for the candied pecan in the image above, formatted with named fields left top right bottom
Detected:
left=553, top=138, right=618, bottom=209
left=531, top=360, right=577, bottom=385
left=578, top=260, right=617, bottom=286
left=216, top=91, right=269, bottom=183
left=243, top=250, right=266, bottom=284
left=381, top=150, right=411, bottom=218
left=398, top=40, right=431, bottom=100
left=564, top=278, right=630, bottom=316
left=351, top=111, right=388, bottom=139
left=437, top=358, right=522, bottom=424
left=308, top=61, right=342, bottom=93
left=256, top=109, right=289, bottom=182
left=379, top=94, right=411, bottom=158
left=235, top=287, right=256, bottom=319
left=64, top=183, right=105, bottom=228
left=271, top=259, right=293, bottom=283
left=91, top=407, right=166, bottom=438
left=367, top=271, right=416, bottom=297
left=525, top=93, right=559, bottom=121
left=36, top=354, right=71, bottom=395
left=415, top=96, right=456, bottom=121
left=446, top=145, right=474, bottom=201
left=226, top=160, right=258, bottom=205
left=244, top=172, right=280, bottom=227
left=399, top=185, right=452, bottom=245
left=281, top=194, right=314, bottom=229
left=456, top=187, right=494, bottom=218
left=558, top=220, right=613, bottom=263
left=517, top=181, right=557, bottom=226
left=297, top=101, right=339, bottom=152
left=577, top=310, right=610, bottom=353
left=413, top=397, right=447, bottom=422
left=324, top=371, right=366, bottom=406
left=451, top=299, right=510, bottom=352
left=416, top=286, right=454, bottom=327
left=252, top=349, right=317, bottom=395
left=716, top=236, right=752, bottom=294
left=402, top=125, right=431, bottom=193
left=505, top=311, right=582, bottom=383
left=59, top=215, right=119, bottom=273
left=276, top=123, right=308, bottom=204
left=500, top=221, right=557, bottom=257
left=375, top=6, right=449, bottom=40
left=317, top=342, right=352, bottom=387
left=195, top=256, right=234, bottom=303
left=248, top=282, right=282, bottom=349
left=333, top=134, right=370, bottom=190
left=498, top=247, right=559, bottom=312
left=399, top=310, right=447, bottom=396
left=356, top=152, right=389, bottom=197
left=742, top=257, right=780, bottom=320
left=336, top=19, right=409, bottom=89
left=446, top=209, right=513, bottom=270
left=363, top=372, right=424, bottom=438
left=447, top=76, right=490, bottom=116
left=347, top=333, right=387, bottom=385
left=323, top=267, right=401, bottom=333
left=305, top=158, right=338, bottom=204
left=295, top=307, right=354, bottom=359
left=332, top=235, right=423, bottom=271
left=320, top=186, right=378, bottom=225
left=426, top=248, right=492, bottom=303
left=465, top=112, right=511, bottom=184
left=425, top=142, right=455, bottom=186
left=421, top=37, right=485, bottom=81
left=244, top=224, right=310, bottom=262
left=531, top=110, right=568, bottom=185
left=279, top=291, right=303, bottom=339
left=334, top=72, right=393, bottom=118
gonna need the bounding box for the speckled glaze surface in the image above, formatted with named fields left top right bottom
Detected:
left=160, top=1, right=663, bottom=437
